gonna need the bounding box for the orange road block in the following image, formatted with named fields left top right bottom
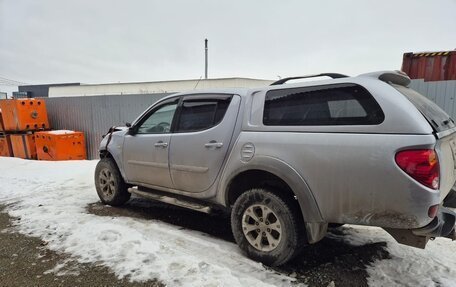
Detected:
left=35, top=130, right=86, bottom=161
left=10, top=133, right=37, bottom=159
left=0, top=99, right=50, bottom=131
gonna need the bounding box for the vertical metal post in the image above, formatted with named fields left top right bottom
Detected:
left=205, top=39, right=208, bottom=79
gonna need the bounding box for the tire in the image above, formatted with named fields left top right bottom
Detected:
left=95, top=157, right=131, bottom=206
left=231, top=188, right=306, bottom=266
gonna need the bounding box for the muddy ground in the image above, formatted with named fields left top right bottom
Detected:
left=87, top=197, right=391, bottom=287
left=1, top=197, right=390, bottom=287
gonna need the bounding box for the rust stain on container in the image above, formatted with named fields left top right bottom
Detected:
left=0, top=135, right=13, bottom=157
left=402, top=50, right=456, bottom=82
left=10, top=133, right=37, bottom=159
left=0, top=110, right=4, bottom=132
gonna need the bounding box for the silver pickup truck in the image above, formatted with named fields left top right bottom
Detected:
left=95, top=71, right=456, bottom=266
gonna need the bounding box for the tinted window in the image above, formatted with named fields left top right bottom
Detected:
left=395, top=85, right=455, bottom=133
left=137, top=101, right=178, bottom=134
left=176, top=98, right=231, bottom=132
left=263, top=84, right=384, bottom=126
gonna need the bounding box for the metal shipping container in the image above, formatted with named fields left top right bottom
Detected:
left=402, top=50, right=456, bottom=81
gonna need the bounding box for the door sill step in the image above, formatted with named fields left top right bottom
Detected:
left=128, top=187, right=212, bottom=213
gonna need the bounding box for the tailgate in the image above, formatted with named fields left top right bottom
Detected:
left=436, top=130, right=456, bottom=200
left=394, top=85, right=456, bottom=200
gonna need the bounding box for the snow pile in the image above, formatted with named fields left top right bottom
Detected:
left=0, top=158, right=295, bottom=287
left=46, top=130, right=77, bottom=135
left=339, top=226, right=456, bottom=287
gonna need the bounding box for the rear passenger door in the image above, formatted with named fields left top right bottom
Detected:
left=169, top=94, right=240, bottom=192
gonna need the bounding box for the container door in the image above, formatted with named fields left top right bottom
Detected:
left=169, top=95, right=240, bottom=192
left=123, top=99, right=178, bottom=188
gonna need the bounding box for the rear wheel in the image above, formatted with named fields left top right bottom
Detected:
left=95, top=157, right=131, bottom=206
left=231, top=188, right=305, bottom=266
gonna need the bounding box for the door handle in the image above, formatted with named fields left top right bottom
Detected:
left=204, top=141, right=223, bottom=149
left=154, top=141, right=168, bottom=148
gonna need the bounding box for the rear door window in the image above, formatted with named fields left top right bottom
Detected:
left=263, top=83, right=384, bottom=126
left=394, top=85, right=455, bottom=133
left=175, top=97, right=232, bottom=132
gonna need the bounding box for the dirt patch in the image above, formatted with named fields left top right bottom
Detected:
left=279, top=228, right=390, bottom=287
left=87, top=197, right=391, bottom=287
left=0, top=206, right=163, bottom=287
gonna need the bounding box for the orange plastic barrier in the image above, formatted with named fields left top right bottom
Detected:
left=10, top=133, right=37, bottom=159
left=0, top=135, right=13, bottom=157
left=0, top=99, right=50, bottom=131
left=35, top=130, right=86, bottom=161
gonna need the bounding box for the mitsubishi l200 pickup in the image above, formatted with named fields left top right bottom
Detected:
left=95, top=71, right=456, bottom=266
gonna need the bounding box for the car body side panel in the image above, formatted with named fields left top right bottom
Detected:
left=223, top=131, right=439, bottom=229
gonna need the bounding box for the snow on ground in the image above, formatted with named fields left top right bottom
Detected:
left=338, top=226, right=456, bottom=287
left=0, top=158, right=295, bottom=287
left=0, top=157, right=455, bottom=286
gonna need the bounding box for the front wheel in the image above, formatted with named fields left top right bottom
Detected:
left=95, top=157, right=131, bottom=206
left=231, top=188, right=306, bottom=266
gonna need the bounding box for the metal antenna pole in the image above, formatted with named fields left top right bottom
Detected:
left=205, top=39, right=208, bottom=79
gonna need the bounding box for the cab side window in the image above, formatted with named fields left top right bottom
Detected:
left=137, top=100, right=178, bottom=134
left=263, top=84, right=384, bottom=126
left=175, top=97, right=232, bottom=133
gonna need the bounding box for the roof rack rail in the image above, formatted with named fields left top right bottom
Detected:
left=270, top=73, right=349, bottom=86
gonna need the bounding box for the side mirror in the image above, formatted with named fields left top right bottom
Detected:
left=125, top=122, right=132, bottom=127
left=128, top=126, right=137, bottom=135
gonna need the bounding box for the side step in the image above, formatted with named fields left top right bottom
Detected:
left=128, top=187, right=212, bottom=214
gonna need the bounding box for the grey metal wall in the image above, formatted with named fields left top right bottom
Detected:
left=43, top=80, right=456, bottom=160
left=44, top=93, right=171, bottom=160
left=409, top=79, right=456, bottom=119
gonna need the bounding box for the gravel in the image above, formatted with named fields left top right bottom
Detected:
left=0, top=206, right=163, bottom=287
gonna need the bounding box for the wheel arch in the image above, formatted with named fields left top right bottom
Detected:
left=219, top=156, right=327, bottom=243
left=99, top=148, right=128, bottom=181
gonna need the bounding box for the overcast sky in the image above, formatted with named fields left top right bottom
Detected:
left=1, top=0, right=455, bottom=93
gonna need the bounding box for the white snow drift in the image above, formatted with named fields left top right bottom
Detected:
left=0, top=157, right=455, bottom=286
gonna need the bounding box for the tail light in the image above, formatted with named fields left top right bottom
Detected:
left=395, top=149, right=439, bottom=190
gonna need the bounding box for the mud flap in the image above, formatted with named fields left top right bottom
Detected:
left=385, top=207, right=456, bottom=249
left=384, top=228, right=429, bottom=249
left=448, top=228, right=456, bottom=240
left=444, top=188, right=456, bottom=208
left=305, top=222, right=328, bottom=244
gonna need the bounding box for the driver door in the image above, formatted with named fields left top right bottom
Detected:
left=123, top=98, right=179, bottom=188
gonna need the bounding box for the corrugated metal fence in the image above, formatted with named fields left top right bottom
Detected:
left=45, top=93, right=171, bottom=159
left=44, top=80, right=456, bottom=160
left=409, top=80, right=456, bottom=118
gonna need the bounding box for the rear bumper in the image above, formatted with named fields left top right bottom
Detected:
left=384, top=206, right=455, bottom=249
left=412, top=207, right=456, bottom=239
